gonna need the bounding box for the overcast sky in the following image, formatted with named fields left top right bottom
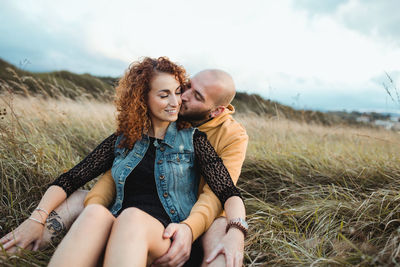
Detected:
left=1, top=0, right=400, bottom=112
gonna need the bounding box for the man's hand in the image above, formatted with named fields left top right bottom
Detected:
left=151, top=223, right=193, bottom=267
left=206, top=228, right=244, bottom=267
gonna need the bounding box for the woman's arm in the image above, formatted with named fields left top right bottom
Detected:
left=0, top=133, right=118, bottom=252
left=192, top=130, right=243, bottom=208
left=182, top=127, right=248, bottom=241
left=50, top=133, right=117, bottom=196
left=0, top=185, right=67, bottom=251
left=192, top=129, right=246, bottom=226
left=192, top=129, right=247, bottom=267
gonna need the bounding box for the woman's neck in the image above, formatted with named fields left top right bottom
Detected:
left=148, top=121, right=170, bottom=139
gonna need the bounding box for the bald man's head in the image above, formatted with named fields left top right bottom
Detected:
left=180, top=69, right=236, bottom=123
left=193, top=69, right=236, bottom=107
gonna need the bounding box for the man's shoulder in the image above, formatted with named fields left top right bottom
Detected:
left=198, top=108, right=248, bottom=142
left=218, top=114, right=247, bottom=138
left=212, top=115, right=248, bottom=162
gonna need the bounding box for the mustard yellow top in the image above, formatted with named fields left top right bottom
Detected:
left=84, top=104, right=248, bottom=241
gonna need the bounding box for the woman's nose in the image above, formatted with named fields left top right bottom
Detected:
left=169, top=94, right=180, bottom=107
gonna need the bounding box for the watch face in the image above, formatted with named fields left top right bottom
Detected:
left=233, top=218, right=248, bottom=229
left=239, top=218, right=249, bottom=229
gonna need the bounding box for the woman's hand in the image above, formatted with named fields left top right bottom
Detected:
left=1, top=186, right=67, bottom=254
left=0, top=218, right=45, bottom=253
left=205, top=228, right=245, bottom=267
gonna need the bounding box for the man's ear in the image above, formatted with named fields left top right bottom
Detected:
left=210, top=106, right=225, bottom=118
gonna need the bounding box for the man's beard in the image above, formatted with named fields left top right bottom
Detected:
left=179, top=109, right=211, bottom=123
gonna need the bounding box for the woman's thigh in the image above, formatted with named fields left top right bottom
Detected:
left=104, top=208, right=171, bottom=266
left=49, top=204, right=115, bottom=267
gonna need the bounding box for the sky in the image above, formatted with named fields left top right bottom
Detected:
left=1, top=0, right=400, bottom=112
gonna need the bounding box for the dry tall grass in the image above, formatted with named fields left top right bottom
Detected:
left=236, top=114, right=400, bottom=266
left=1, top=95, right=400, bottom=266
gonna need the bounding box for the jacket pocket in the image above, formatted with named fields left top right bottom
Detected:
left=165, top=152, right=193, bottom=179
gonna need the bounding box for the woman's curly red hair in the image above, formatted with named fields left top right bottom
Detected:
left=115, top=57, right=190, bottom=149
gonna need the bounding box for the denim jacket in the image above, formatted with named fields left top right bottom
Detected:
left=109, top=122, right=199, bottom=223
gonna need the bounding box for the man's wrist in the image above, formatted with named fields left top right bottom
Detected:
left=226, top=227, right=245, bottom=240
left=226, top=218, right=248, bottom=237
left=179, top=222, right=194, bottom=242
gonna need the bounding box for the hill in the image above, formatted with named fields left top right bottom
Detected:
left=0, top=58, right=116, bottom=100
left=0, top=58, right=360, bottom=126
left=231, top=92, right=350, bottom=125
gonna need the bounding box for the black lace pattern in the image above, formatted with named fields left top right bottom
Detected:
left=49, top=134, right=118, bottom=196
left=193, top=130, right=242, bottom=205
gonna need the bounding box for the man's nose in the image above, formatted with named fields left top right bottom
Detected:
left=181, top=90, right=189, bottom=102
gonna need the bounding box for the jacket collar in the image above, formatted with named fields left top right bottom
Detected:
left=161, top=121, right=177, bottom=148
left=142, top=122, right=176, bottom=148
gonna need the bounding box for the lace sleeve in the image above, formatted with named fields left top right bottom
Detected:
left=49, top=133, right=118, bottom=196
left=193, top=129, right=242, bottom=205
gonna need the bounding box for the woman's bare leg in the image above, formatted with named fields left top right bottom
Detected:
left=103, top=208, right=171, bottom=267
left=48, top=204, right=115, bottom=267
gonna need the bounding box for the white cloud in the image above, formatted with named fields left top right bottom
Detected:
left=1, top=0, right=400, bottom=110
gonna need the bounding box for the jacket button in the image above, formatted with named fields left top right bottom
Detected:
left=170, top=209, right=175, bottom=214
left=157, top=160, right=163, bottom=164
left=159, top=175, right=165, bottom=180
left=163, top=192, right=168, bottom=197
left=160, top=146, right=165, bottom=152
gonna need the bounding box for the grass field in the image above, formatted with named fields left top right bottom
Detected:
left=1, top=94, right=400, bottom=266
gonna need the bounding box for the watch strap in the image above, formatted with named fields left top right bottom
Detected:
left=225, top=218, right=248, bottom=237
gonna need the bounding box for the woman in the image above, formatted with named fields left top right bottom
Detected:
left=1, top=57, right=246, bottom=266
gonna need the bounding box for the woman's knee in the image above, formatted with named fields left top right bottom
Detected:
left=116, top=207, right=147, bottom=224
left=80, top=204, right=114, bottom=222
left=113, top=208, right=159, bottom=238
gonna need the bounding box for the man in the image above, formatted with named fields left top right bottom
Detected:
left=42, top=69, right=248, bottom=266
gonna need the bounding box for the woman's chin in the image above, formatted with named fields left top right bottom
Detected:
left=167, top=113, right=179, bottom=121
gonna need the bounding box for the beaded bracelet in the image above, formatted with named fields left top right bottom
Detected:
left=225, top=218, right=248, bottom=238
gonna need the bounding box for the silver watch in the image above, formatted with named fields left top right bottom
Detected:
left=226, top=218, right=248, bottom=237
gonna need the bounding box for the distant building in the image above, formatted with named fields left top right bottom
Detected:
left=375, top=120, right=395, bottom=130
left=390, top=116, right=400, bottom=122
left=356, top=116, right=370, bottom=123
